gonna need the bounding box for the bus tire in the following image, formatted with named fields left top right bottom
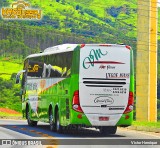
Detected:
left=99, top=126, right=117, bottom=135
left=26, top=106, right=37, bottom=126
left=49, top=108, right=56, bottom=131
left=55, top=110, right=63, bottom=133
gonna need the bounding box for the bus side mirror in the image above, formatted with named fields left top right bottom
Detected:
left=15, top=70, right=26, bottom=84
left=16, top=74, right=20, bottom=84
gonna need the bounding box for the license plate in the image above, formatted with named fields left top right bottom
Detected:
left=99, top=116, right=109, bottom=121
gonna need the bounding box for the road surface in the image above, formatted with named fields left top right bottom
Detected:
left=0, top=119, right=159, bottom=148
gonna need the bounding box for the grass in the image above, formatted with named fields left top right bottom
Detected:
left=0, top=60, right=23, bottom=79
left=132, top=121, right=160, bottom=128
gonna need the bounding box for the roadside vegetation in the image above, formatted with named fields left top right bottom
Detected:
left=133, top=121, right=160, bottom=129
left=0, top=77, right=21, bottom=113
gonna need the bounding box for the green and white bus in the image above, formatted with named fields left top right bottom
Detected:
left=16, top=44, right=134, bottom=135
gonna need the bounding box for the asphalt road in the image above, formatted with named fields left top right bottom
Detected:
left=0, top=119, right=159, bottom=148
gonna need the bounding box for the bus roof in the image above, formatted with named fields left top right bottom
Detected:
left=26, top=44, right=131, bottom=59
left=26, top=44, right=78, bottom=59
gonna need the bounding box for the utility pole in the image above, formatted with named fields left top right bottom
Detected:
left=136, top=0, right=158, bottom=121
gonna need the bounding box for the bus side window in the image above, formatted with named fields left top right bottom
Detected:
left=44, top=52, right=73, bottom=78
left=62, top=52, right=73, bottom=77
left=67, top=68, right=71, bottom=76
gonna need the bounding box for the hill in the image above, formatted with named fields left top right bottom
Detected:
left=0, top=0, right=138, bottom=44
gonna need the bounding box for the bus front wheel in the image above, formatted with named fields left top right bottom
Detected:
left=26, top=107, right=37, bottom=126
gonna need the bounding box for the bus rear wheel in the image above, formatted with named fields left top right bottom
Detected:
left=49, top=108, right=56, bottom=131
left=99, top=126, right=117, bottom=135
left=26, top=107, right=37, bottom=126
left=55, top=111, right=63, bottom=133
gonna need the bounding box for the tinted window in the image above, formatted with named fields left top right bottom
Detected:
left=44, top=51, right=73, bottom=78
left=27, top=51, right=73, bottom=78
left=27, top=57, right=44, bottom=78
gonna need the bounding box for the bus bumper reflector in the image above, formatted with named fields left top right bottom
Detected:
left=125, top=115, right=130, bottom=119
left=77, top=114, right=82, bottom=119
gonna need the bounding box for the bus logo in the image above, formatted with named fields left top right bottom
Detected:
left=83, top=49, right=108, bottom=69
left=1, top=0, right=42, bottom=20
left=94, top=96, right=114, bottom=105
left=28, top=64, right=41, bottom=72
